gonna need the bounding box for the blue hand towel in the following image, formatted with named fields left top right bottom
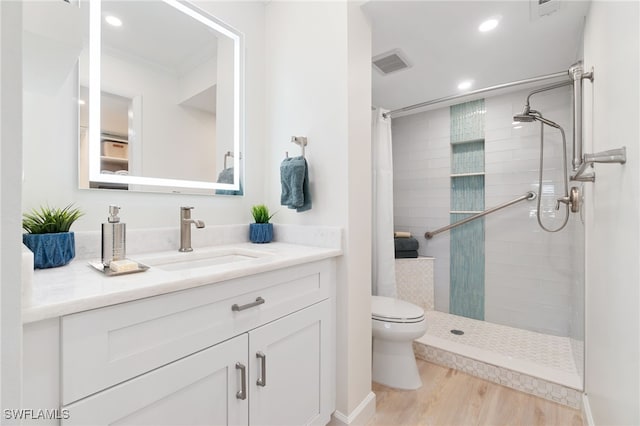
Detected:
left=394, top=237, right=419, bottom=251
left=216, top=167, right=234, bottom=184
left=280, top=156, right=311, bottom=212
left=215, top=167, right=243, bottom=195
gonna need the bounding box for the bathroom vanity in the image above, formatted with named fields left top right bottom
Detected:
left=22, top=237, right=340, bottom=426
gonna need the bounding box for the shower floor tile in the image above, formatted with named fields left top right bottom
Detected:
left=416, top=310, right=582, bottom=391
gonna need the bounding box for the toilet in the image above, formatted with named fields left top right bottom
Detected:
left=371, top=295, right=427, bottom=390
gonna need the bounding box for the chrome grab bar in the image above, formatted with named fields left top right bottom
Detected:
left=425, top=191, right=537, bottom=239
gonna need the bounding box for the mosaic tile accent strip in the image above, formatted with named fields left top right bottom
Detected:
left=413, top=342, right=582, bottom=409
left=450, top=99, right=485, bottom=143
left=450, top=214, right=485, bottom=320
left=451, top=176, right=485, bottom=212
left=395, top=257, right=434, bottom=311
left=451, top=140, right=485, bottom=174
left=450, top=99, right=485, bottom=322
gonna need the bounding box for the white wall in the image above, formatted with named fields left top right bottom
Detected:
left=392, top=87, right=584, bottom=337
left=22, top=1, right=266, bottom=232
left=583, top=1, right=640, bottom=424
left=98, top=52, right=217, bottom=181
left=1, top=0, right=23, bottom=418
left=265, top=1, right=373, bottom=421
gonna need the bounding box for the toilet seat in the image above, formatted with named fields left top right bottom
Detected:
left=372, top=295, right=424, bottom=324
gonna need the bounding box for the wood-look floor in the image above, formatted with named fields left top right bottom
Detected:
left=369, top=359, right=583, bottom=426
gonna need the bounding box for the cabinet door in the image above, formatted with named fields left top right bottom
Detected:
left=249, top=300, right=333, bottom=426
left=63, top=335, right=249, bottom=426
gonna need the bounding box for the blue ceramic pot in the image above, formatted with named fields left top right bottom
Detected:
left=23, top=232, right=76, bottom=269
left=249, top=223, right=273, bottom=244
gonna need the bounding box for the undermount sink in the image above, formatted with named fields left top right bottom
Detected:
left=144, top=248, right=269, bottom=272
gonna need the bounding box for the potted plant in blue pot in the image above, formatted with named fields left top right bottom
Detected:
left=22, top=204, right=84, bottom=269
left=250, top=204, right=274, bottom=243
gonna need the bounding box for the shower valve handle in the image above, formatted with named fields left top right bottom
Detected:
left=555, top=187, right=581, bottom=213
left=555, top=196, right=571, bottom=210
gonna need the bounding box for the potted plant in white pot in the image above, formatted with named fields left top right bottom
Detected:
left=22, top=204, right=84, bottom=269
left=249, top=204, right=275, bottom=243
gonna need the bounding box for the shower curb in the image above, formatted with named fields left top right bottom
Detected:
left=413, top=341, right=583, bottom=409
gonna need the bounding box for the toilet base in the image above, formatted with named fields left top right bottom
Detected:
left=372, top=338, right=422, bottom=390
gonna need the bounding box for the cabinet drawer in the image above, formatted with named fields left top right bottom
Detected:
left=61, top=260, right=334, bottom=405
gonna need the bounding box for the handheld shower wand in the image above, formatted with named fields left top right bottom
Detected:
left=513, top=107, right=573, bottom=232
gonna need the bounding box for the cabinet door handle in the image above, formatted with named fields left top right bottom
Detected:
left=256, top=351, right=266, bottom=387
left=235, top=362, right=247, bottom=400
left=231, top=297, right=265, bottom=312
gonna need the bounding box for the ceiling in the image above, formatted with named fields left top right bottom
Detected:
left=363, top=0, right=591, bottom=112
left=101, top=1, right=219, bottom=76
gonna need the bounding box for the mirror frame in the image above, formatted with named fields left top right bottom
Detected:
left=87, top=0, right=244, bottom=192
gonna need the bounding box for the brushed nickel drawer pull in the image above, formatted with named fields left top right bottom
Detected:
left=231, top=297, right=265, bottom=312
left=256, top=351, right=266, bottom=387
left=235, top=362, right=247, bottom=400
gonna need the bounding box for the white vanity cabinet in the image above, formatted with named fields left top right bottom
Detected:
left=248, top=300, right=331, bottom=426
left=23, top=259, right=336, bottom=426
left=63, top=334, right=250, bottom=426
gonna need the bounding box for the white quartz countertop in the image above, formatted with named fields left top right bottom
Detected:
left=23, top=242, right=341, bottom=324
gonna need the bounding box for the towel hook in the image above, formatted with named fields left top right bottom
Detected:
left=224, top=151, right=233, bottom=169
left=291, top=136, right=308, bottom=158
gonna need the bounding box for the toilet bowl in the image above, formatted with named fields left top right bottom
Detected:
left=372, top=295, right=427, bottom=390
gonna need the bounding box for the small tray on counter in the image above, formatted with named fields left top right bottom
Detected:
left=88, top=260, right=150, bottom=277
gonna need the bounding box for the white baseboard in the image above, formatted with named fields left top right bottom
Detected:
left=582, top=393, right=595, bottom=426
left=330, top=392, right=376, bottom=426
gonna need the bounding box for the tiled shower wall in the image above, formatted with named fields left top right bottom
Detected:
left=392, top=86, right=585, bottom=339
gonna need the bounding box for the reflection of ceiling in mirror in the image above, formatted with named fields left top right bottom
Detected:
left=101, top=1, right=219, bottom=76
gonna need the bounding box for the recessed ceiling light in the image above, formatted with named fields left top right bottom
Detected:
left=105, top=15, right=123, bottom=27
left=457, top=80, right=473, bottom=91
left=478, top=18, right=500, bottom=33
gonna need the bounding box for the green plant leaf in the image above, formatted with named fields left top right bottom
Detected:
left=251, top=204, right=275, bottom=223
left=22, top=204, right=84, bottom=234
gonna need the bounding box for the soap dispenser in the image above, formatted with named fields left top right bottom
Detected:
left=102, top=205, right=126, bottom=267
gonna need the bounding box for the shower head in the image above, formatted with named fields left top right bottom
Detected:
left=512, top=108, right=561, bottom=129
left=513, top=104, right=535, bottom=122
left=513, top=113, right=536, bottom=123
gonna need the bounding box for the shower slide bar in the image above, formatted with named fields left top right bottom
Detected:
left=425, top=191, right=537, bottom=239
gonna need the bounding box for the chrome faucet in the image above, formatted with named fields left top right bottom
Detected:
left=179, top=206, right=205, bottom=252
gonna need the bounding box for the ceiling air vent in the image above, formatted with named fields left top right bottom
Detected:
left=372, top=49, right=411, bottom=76
left=530, top=0, right=561, bottom=19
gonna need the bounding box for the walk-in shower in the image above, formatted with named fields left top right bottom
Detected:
left=387, top=59, right=628, bottom=407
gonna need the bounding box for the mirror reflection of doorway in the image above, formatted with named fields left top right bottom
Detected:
left=79, top=86, right=135, bottom=189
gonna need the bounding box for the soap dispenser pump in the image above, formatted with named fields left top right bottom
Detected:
left=102, top=205, right=126, bottom=267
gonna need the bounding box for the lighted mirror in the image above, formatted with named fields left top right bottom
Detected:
left=79, top=0, right=243, bottom=195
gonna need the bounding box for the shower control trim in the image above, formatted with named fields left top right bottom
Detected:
left=556, top=187, right=581, bottom=213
